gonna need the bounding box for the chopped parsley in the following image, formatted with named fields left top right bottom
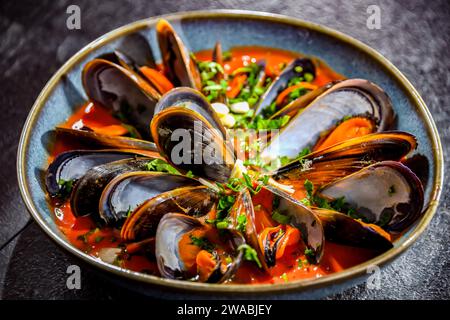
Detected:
left=304, top=179, right=314, bottom=198
left=262, top=101, right=277, bottom=118
left=236, top=214, right=247, bottom=233
left=238, top=244, right=262, bottom=268
left=297, top=258, right=308, bottom=269
left=189, top=235, right=216, bottom=253
left=300, top=180, right=364, bottom=222
left=216, top=220, right=230, bottom=229
left=304, top=248, right=316, bottom=263
left=249, top=115, right=291, bottom=130
left=225, top=173, right=268, bottom=195
left=229, top=62, right=268, bottom=107
left=203, top=79, right=228, bottom=102
left=57, top=178, right=74, bottom=198
left=287, top=87, right=308, bottom=103
left=76, top=228, right=98, bottom=244
left=342, top=114, right=353, bottom=122
left=145, top=159, right=181, bottom=175
left=304, top=72, right=314, bottom=83
left=297, top=147, right=311, bottom=159
left=271, top=210, right=291, bottom=225
left=186, top=170, right=194, bottom=178
left=126, top=206, right=132, bottom=218
left=222, top=50, right=232, bottom=61
left=191, top=54, right=227, bottom=101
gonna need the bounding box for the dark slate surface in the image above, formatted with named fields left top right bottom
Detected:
left=0, top=0, right=449, bottom=299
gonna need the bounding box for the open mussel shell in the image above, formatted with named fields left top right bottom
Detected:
left=121, top=185, right=217, bottom=241
left=82, top=59, right=161, bottom=139
left=46, top=149, right=155, bottom=197
left=313, top=208, right=393, bottom=251
left=269, top=83, right=332, bottom=119
left=97, top=33, right=157, bottom=70
left=155, top=213, right=244, bottom=282
left=210, top=42, right=227, bottom=103
left=99, top=171, right=202, bottom=227
left=96, top=49, right=168, bottom=95
left=254, top=58, right=316, bottom=116
left=70, top=157, right=153, bottom=221
left=154, top=87, right=227, bottom=138
left=227, top=189, right=269, bottom=270
left=156, top=19, right=201, bottom=90
left=266, top=186, right=325, bottom=264
left=260, top=79, right=395, bottom=162
left=274, top=131, right=417, bottom=187
left=318, top=161, right=424, bottom=232
left=116, top=32, right=157, bottom=69
left=55, top=127, right=159, bottom=154
left=151, top=106, right=236, bottom=182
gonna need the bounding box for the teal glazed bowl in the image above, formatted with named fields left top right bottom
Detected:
left=17, top=10, right=443, bottom=298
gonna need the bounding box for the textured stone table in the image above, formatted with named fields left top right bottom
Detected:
left=0, top=0, right=449, bottom=299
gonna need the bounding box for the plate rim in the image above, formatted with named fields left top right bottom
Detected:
left=16, top=9, right=444, bottom=295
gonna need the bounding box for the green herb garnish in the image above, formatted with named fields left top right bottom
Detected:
left=304, top=72, right=314, bottom=83
left=189, top=235, right=215, bottom=253
left=271, top=210, right=291, bottom=225
left=236, top=214, right=247, bottom=233
left=57, top=178, right=74, bottom=198
left=222, top=51, right=232, bottom=61
left=145, top=159, right=181, bottom=174
left=216, top=220, right=230, bottom=229
left=186, top=170, right=194, bottom=178
left=248, top=115, right=291, bottom=130
left=238, top=244, right=262, bottom=268
left=304, top=248, right=315, bottom=263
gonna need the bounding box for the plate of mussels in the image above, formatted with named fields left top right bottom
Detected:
left=17, top=10, right=443, bottom=296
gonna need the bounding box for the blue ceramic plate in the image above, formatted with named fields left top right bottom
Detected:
left=17, top=10, right=443, bottom=298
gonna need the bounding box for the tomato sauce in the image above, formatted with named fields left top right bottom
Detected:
left=49, top=46, right=379, bottom=284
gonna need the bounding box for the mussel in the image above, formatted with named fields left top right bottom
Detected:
left=46, top=149, right=155, bottom=197
left=121, top=185, right=217, bottom=241
left=82, top=59, right=161, bottom=139
left=317, top=161, right=424, bottom=231
left=156, top=19, right=202, bottom=90
left=55, top=127, right=159, bottom=154
left=266, top=186, right=324, bottom=264
left=154, top=87, right=227, bottom=138
left=254, top=58, right=316, bottom=116
left=274, top=131, right=417, bottom=187
left=260, top=79, right=394, bottom=162
left=226, top=189, right=269, bottom=270
left=314, top=208, right=393, bottom=251
left=227, top=186, right=324, bottom=267
left=70, top=157, right=153, bottom=221
left=97, top=33, right=157, bottom=70
left=98, top=171, right=205, bottom=228
left=151, top=102, right=235, bottom=182
left=155, top=213, right=244, bottom=282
